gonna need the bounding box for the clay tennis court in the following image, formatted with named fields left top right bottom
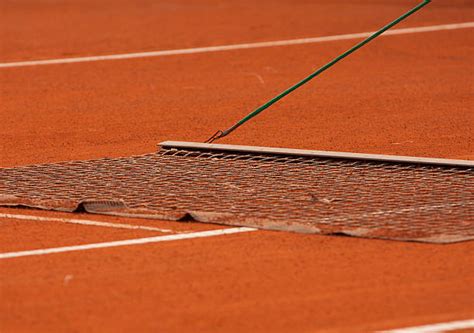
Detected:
left=1, top=0, right=473, bottom=332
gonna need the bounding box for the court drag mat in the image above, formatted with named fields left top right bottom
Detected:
left=1, top=141, right=473, bottom=243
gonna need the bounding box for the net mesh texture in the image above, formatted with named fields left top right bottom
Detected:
left=1, top=145, right=473, bottom=243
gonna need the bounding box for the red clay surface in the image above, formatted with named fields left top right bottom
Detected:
left=1, top=0, right=473, bottom=332
left=0, top=217, right=159, bottom=253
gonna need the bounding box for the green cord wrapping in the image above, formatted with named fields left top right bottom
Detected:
left=205, top=0, right=431, bottom=143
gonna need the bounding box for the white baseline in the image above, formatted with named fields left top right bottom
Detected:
left=0, top=22, right=472, bottom=68
left=380, top=319, right=474, bottom=333
left=0, top=227, right=256, bottom=259
left=0, top=212, right=175, bottom=233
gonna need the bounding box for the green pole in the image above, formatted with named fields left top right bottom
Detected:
left=206, top=0, right=431, bottom=143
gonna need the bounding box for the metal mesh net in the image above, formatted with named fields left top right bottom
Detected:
left=1, top=144, right=473, bottom=243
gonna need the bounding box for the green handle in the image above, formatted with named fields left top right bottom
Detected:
left=206, top=0, right=431, bottom=143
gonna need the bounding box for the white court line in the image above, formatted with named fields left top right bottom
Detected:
left=380, top=319, right=474, bottom=333
left=0, top=227, right=256, bottom=259
left=0, top=22, right=472, bottom=69
left=0, top=213, right=176, bottom=233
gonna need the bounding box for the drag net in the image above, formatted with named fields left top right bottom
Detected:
left=1, top=146, right=473, bottom=243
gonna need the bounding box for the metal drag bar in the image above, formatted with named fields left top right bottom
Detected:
left=159, top=141, right=474, bottom=168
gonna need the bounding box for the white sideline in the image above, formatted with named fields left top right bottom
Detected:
left=0, top=227, right=256, bottom=259
left=0, top=212, right=175, bottom=233
left=0, top=22, right=472, bottom=68
left=380, top=319, right=474, bottom=332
